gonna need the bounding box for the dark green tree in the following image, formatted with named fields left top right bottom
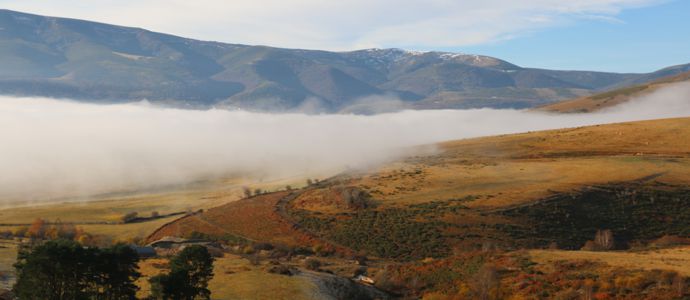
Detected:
left=91, top=244, right=141, bottom=299
left=13, top=240, right=140, bottom=300
left=149, top=245, right=214, bottom=300
left=14, top=239, right=92, bottom=299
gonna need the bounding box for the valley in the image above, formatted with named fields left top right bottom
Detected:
left=2, top=2, right=690, bottom=299
left=5, top=117, right=687, bottom=298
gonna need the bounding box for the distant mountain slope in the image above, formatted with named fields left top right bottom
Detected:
left=539, top=70, right=690, bottom=113
left=2, top=9, right=690, bottom=112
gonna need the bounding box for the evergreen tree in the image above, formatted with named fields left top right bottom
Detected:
left=13, top=240, right=140, bottom=300
left=150, top=245, right=214, bottom=300
left=14, top=239, right=92, bottom=299
left=91, top=244, right=141, bottom=299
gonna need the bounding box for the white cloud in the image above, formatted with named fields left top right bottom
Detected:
left=0, top=81, right=689, bottom=203
left=0, top=0, right=665, bottom=50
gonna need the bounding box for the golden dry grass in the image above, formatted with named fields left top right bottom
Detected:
left=136, top=254, right=317, bottom=300
left=529, top=246, right=690, bottom=276
left=0, top=173, right=312, bottom=241
left=0, top=181, right=245, bottom=224
left=351, top=117, right=690, bottom=209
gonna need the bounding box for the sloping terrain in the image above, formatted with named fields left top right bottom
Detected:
left=2, top=9, right=690, bottom=111
left=147, top=117, right=690, bottom=298
left=540, top=70, right=690, bottom=113
left=301, top=118, right=690, bottom=252
left=147, top=191, right=321, bottom=247
left=530, top=247, right=690, bottom=276
left=154, top=117, right=690, bottom=254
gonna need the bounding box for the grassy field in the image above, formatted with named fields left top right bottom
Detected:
left=530, top=246, right=690, bottom=276
left=347, top=117, right=690, bottom=209
left=136, top=254, right=320, bottom=300
left=0, top=158, right=325, bottom=295
left=0, top=180, right=246, bottom=224
left=0, top=173, right=313, bottom=240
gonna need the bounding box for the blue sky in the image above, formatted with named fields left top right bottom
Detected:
left=455, top=0, right=690, bottom=73
left=1, top=0, right=687, bottom=73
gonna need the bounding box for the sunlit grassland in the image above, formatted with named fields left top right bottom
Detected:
left=136, top=254, right=316, bottom=300
left=530, top=246, right=690, bottom=276
left=352, top=117, right=690, bottom=209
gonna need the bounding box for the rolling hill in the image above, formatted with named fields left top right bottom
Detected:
left=3, top=117, right=690, bottom=298
left=145, top=117, right=690, bottom=298
left=540, top=70, right=690, bottom=113
left=2, top=9, right=690, bottom=112
left=153, top=117, right=690, bottom=252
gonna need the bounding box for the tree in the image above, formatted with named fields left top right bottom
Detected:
left=242, top=186, right=252, bottom=198
left=673, top=273, right=686, bottom=298
left=121, top=212, right=139, bottom=223
left=594, top=229, right=614, bottom=250
left=582, top=229, right=616, bottom=251
left=56, top=223, right=77, bottom=240
left=150, top=245, right=214, bottom=300
left=27, top=218, right=47, bottom=239
left=470, top=264, right=501, bottom=300
left=13, top=240, right=140, bottom=300
left=341, top=188, right=373, bottom=210
left=91, top=244, right=141, bottom=300
left=14, top=239, right=90, bottom=299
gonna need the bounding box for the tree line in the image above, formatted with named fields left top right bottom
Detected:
left=12, top=240, right=214, bottom=299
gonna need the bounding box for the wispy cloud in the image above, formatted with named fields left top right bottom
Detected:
left=0, top=0, right=665, bottom=50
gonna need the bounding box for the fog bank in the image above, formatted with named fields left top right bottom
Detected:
left=1, top=82, right=689, bottom=202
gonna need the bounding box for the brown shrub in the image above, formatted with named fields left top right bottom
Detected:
left=121, top=212, right=138, bottom=223
left=304, top=258, right=321, bottom=271
left=267, top=264, right=295, bottom=276
left=581, top=240, right=601, bottom=251
left=650, top=235, right=690, bottom=248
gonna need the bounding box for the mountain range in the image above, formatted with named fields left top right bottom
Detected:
left=2, top=9, right=689, bottom=112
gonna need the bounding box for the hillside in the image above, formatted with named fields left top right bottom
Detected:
left=2, top=9, right=690, bottom=112
left=154, top=117, right=690, bottom=251
left=147, top=117, right=690, bottom=298
left=2, top=117, right=689, bottom=298
left=282, top=117, right=690, bottom=253
left=540, top=70, right=690, bottom=113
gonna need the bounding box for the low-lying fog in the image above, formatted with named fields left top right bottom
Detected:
left=1, top=82, right=690, bottom=204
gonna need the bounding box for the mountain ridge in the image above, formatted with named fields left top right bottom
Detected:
left=2, top=9, right=689, bottom=112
